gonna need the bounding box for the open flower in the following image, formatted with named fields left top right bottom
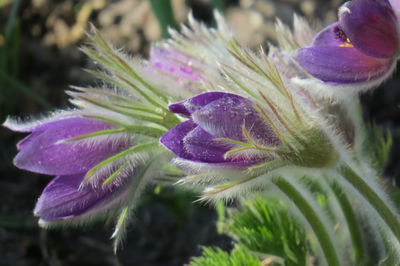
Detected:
left=4, top=115, right=133, bottom=223
left=296, top=0, right=399, bottom=91
left=160, top=92, right=280, bottom=167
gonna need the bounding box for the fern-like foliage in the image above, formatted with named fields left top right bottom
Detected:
left=192, top=196, right=308, bottom=265
left=190, top=246, right=260, bottom=266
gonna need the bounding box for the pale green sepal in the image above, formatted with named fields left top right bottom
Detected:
left=83, top=142, right=159, bottom=184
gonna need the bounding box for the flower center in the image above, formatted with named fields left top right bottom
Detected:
left=334, top=26, right=353, bottom=48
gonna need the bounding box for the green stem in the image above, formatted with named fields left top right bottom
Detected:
left=273, top=177, right=340, bottom=266
left=0, top=70, right=52, bottom=109
left=5, top=0, right=21, bottom=38
left=340, top=165, right=400, bottom=244
left=329, top=182, right=364, bottom=264
left=211, top=0, right=225, bottom=12
left=149, top=0, right=178, bottom=38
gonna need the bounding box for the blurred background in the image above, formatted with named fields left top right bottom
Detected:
left=1, top=0, right=399, bottom=265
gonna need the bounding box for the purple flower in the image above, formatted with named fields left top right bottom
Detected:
left=4, top=115, right=132, bottom=223
left=160, top=92, right=280, bottom=167
left=296, top=0, right=399, bottom=88
left=149, top=44, right=205, bottom=93
left=390, top=0, right=400, bottom=15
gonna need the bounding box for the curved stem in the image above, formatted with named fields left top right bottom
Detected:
left=273, top=177, right=340, bottom=266
left=340, top=165, right=400, bottom=243
left=329, top=182, right=364, bottom=264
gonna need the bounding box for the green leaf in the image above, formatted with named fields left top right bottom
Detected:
left=83, top=142, right=159, bottom=183
left=190, top=246, right=260, bottom=266
left=222, top=196, right=307, bottom=266
left=149, top=0, right=178, bottom=38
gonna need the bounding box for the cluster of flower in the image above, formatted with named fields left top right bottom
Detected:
left=4, top=0, right=400, bottom=262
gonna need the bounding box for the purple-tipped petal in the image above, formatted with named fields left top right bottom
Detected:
left=160, top=119, right=198, bottom=160
left=191, top=93, right=279, bottom=145
left=297, top=46, right=393, bottom=83
left=14, top=118, right=129, bottom=175
left=34, top=173, right=129, bottom=221
left=339, top=0, right=399, bottom=58
left=183, top=126, right=230, bottom=162
left=17, top=131, right=44, bottom=150
left=169, top=92, right=228, bottom=116
left=162, top=92, right=279, bottom=165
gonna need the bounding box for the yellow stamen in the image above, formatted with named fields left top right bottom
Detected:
left=339, top=39, right=353, bottom=47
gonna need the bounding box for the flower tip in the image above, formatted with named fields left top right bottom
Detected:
left=110, top=228, right=119, bottom=239
left=168, top=102, right=189, bottom=116
left=2, top=117, right=22, bottom=131
left=2, top=117, right=10, bottom=128
left=12, top=154, right=26, bottom=171
left=338, top=4, right=351, bottom=17
left=37, top=218, right=58, bottom=229
left=37, top=219, right=48, bottom=227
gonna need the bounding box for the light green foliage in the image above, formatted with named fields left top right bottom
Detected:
left=212, top=196, right=307, bottom=266
left=190, top=246, right=260, bottom=266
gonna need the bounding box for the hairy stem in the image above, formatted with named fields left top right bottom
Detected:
left=273, top=177, right=340, bottom=266
left=340, top=165, right=400, bottom=244
left=329, top=182, right=364, bottom=264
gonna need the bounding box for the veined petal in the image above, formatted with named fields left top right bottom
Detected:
left=169, top=91, right=228, bottom=117
left=183, top=126, right=230, bottom=163
left=17, top=131, right=44, bottom=150
left=14, top=118, right=130, bottom=175
left=34, top=172, right=130, bottom=221
left=339, top=0, right=399, bottom=58
left=160, top=119, right=198, bottom=160
left=191, top=93, right=279, bottom=146
left=297, top=46, right=393, bottom=83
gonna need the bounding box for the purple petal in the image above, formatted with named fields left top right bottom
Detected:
left=17, top=131, right=44, bottom=150
left=14, top=118, right=130, bottom=175
left=183, top=126, right=230, bottom=162
left=160, top=119, right=198, bottom=160
left=312, top=23, right=349, bottom=47
left=34, top=173, right=129, bottom=221
left=149, top=44, right=203, bottom=92
left=297, top=46, right=393, bottom=83
left=163, top=93, right=280, bottom=165
left=339, top=0, right=399, bottom=58
left=191, top=93, right=279, bottom=145
left=169, top=92, right=228, bottom=116
left=389, top=0, right=400, bottom=12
